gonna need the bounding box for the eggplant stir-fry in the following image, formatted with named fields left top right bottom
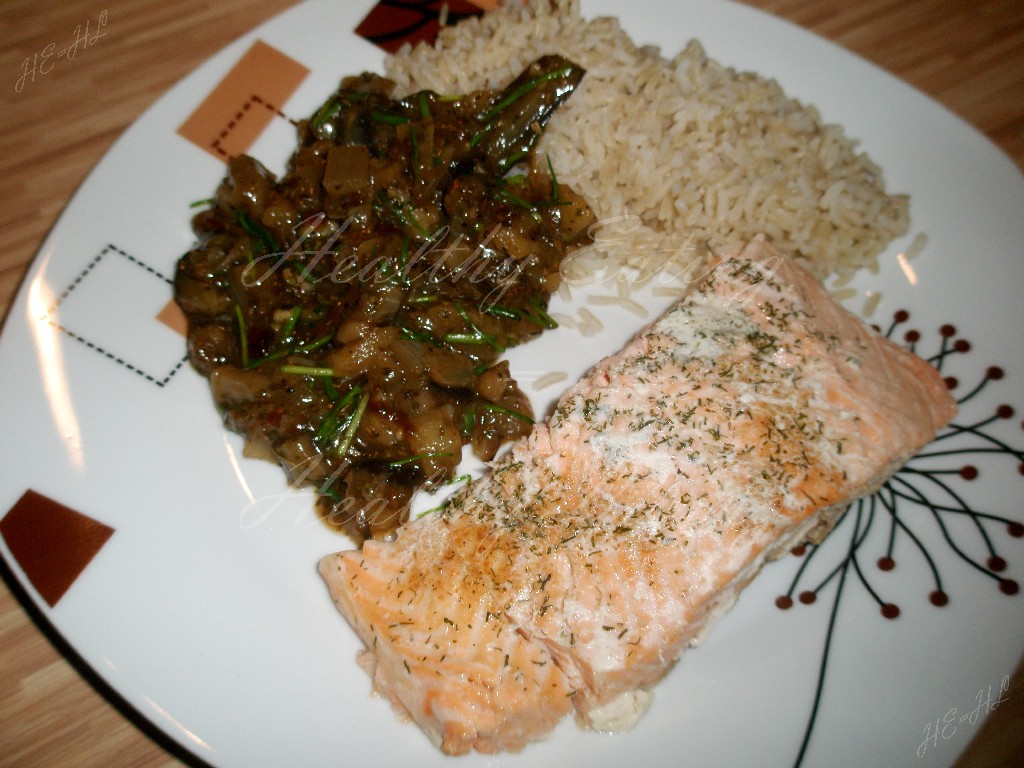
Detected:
left=175, top=56, right=595, bottom=542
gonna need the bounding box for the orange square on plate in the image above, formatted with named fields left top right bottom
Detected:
left=177, top=39, right=309, bottom=161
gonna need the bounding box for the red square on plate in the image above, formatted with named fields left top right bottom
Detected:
left=1, top=490, right=115, bottom=608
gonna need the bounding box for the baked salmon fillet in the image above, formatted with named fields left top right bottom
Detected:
left=319, top=237, right=956, bottom=754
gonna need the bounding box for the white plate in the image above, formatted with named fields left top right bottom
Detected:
left=1, top=1, right=1022, bottom=766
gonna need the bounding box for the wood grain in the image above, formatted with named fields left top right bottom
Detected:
left=0, top=1, right=1021, bottom=766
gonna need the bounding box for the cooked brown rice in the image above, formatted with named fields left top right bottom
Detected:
left=532, top=371, right=569, bottom=390
left=385, top=0, right=909, bottom=285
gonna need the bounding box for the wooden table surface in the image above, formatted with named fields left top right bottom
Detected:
left=1, top=1, right=1021, bottom=766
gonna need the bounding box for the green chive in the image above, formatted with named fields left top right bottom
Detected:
left=244, top=332, right=330, bottom=371
left=298, top=334, right=332, bottom=353
left=527, top=298, right=558, bottom=329
left=334, top=390, right=370, bottom=458
left=318, top=481, right=344, bottom=503
left=244, top=349, right=286, bottom=369
left=443, top=332, right=492, bottom=346
left=189, top=198, right=215, bottom=208
left=409, top=125, right=420, bottom=182
left=403, top=202, right=430, bottom=237
left=494, top=188, right=536, bottom=211
left=460, top=409, right=476, bottom=437
left=315, top=385, right=363, bottom=447
left=387, top=452, right=453, bottom=468
left=233, top=304, right=249, bottom=367
left=416, top=501, right=448, bottom=518
left=277, top=306, right=302, bottom=344
left=546, top=154, right=560, bottom=203
left=315, top=400, right=347, bottom=446
left=311, top=96, right=340, bottom=128
left=374, top=191, right=429, bottom=236
left=481, top=402, right=534, bottom=425
left=280, top=364, right=335, bottom=377
left=498, top=150, right=529, bottom=173
left=371, top=110, right=410, bottom=125
left=235, top=210, right=279, bottom=254
left=481, top=304, right=523, bottom=320
left=452, top=302, right=504, bottom=350
left=398, top=238, right=411, bottom=279
left=322, top=376, right=340, bottom=402
left=408, top=293, right=439, bottom=305
left=398, top=325, right=441, bottom=346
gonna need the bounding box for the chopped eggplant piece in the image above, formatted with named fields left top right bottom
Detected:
left=174, top=59, right=593, bottom=542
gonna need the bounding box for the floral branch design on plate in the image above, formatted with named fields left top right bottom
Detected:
left=772, top=310, right=1024, bottom=767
